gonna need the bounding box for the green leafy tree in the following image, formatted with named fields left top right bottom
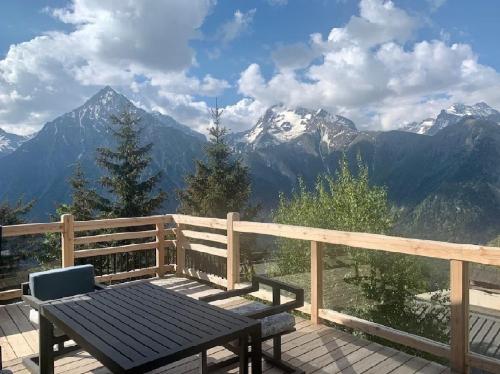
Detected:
left=273, top=156, right=392, bottom=275
left=178, top=100, right=257, bottom=219
left=96, top=108, right=166, bottom=217
left=273, top=156, right=448, bottom=345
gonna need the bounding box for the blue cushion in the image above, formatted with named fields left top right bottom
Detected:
left=29, top=265, right=95, bottom=301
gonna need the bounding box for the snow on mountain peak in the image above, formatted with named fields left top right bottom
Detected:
left=236, top=105, right=357, bottom=149
left=0, top=128, right=28, bottom=156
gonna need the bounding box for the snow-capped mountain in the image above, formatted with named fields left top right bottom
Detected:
left=0, top=86, right=205, bottom=218
left=400, top=102, right=500, bottom=135
left=0, top=128, right=29, bottom=158
left=231, top=106, right=358, bottom=150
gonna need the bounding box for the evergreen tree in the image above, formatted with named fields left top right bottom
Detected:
left=178, top=99, right=257, bottom=219
left=63, top=163, right=100, bottom=220
left=0, top=199, right=32, bottom=225
left=96, top=108, right=166, bottom=217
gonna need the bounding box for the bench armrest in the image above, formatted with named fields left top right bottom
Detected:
left=200, top=275, right=304, bottom=319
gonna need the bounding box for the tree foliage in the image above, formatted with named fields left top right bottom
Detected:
left=273, top=156, right=392, bottom=274
left=96, top=108, right=166, bottom=217
left=178, top=100, right=257, bottom=219
left=273, top=156, right=448, bottom=344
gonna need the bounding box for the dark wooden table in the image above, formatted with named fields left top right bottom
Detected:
left=37, top=282, right=262, bottom=373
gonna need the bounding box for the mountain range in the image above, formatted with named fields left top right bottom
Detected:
left=400, top=102, right=500, bottom=135
left=0, top=86, right=205, bottom=218
left=1, top=87, right=499, bottom=244
left=0, top=128, right=29, bottom=158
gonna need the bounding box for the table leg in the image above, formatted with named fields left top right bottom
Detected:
left=200, top=350, right=207, bottom=374
left=239, top=335, right=248, bottom=374
left=250, top=328, right=262, bottom=374
left=39, top=313, right=54, bottom=374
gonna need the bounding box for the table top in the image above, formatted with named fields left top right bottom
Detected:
left=40, top=282, right=260, bottom=373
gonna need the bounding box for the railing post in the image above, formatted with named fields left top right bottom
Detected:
left=155, top=218, right=166, bottom=278
left=226, top=212, right=240, bottom=290
left=450, top=260, right=469, bottom=373
left=311, top=241, right=323, bottom=324
left=175, top=224, right=186, bottom=277
left=61, top=214, right=75, bottom=268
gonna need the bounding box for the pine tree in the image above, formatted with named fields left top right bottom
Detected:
left=178, top=99, right=257, bottom=219
left=62, top=164, right=100, bottom=221
left=96, top=108, right=166, bottom=217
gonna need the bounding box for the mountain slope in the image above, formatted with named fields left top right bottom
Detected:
left=0, top=128, right=28, bottom=158
left=0, top=86, right=205, bottom=218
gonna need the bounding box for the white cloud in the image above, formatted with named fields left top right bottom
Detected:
left=0, top=0, right=231, bottom=134
left=427, top=0, right=447, bottom=12
left=266, top=0, right=288, bottom=6
left=237, top=0, right=500, bottom=130
left=217, top=9, right=256, bottom=45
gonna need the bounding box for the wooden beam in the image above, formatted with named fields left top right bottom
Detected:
left=311, top=241, right=323, bottom=324
left=74, top=230, right=158, bottom=245
left=0, top=289, right=22, bottom=301
left=319, top=309, right=451, bottom=359
left=450, top=260, right=469, bottom=373
left=61, top=214, right=75, bottom=268
left=175, top=226, right=186, bottom=276
left=182, top=267, right=228, bottom=288
left=156, top=221, right=166, bottom=278
left=2, top=222, right=63, bottom=237
left=95, top=266, right=159, bottom=283
left=74, top=215, right=166, bottom=231
left=233, top=221, right=500, bottom=266
left=467, top=352, right=500, bottom=374
left=74, top=241, right=158, bottom=258
left=183, top=242, right=227, bottom=257
left=170, top=214, right=227, bottom=230
left=226, top=212, right=240, bottom=290
left=180, top=230, right=228, bottom=244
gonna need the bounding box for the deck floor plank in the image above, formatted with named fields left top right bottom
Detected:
left=1, top=275, right=450, bottom=373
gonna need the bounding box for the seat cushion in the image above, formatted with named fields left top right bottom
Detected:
left=29, top=264, right=95, bottom=301
left=230, top=301, right=295, bottom=338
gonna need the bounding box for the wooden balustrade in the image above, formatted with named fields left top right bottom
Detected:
left=1, top=212, right=500, bottom=373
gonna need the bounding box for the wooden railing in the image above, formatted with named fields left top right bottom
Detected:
left=1, top=213, right=500, bottom=373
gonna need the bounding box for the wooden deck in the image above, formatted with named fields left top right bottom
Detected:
left=0, top=276, right=450, bottom=373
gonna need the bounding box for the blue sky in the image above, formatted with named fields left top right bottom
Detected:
left=1, top=0, right=500, bottom=135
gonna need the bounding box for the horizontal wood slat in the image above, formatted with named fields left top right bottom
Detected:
left=171, top=214, right=227, bottom=230
left=2, top=222, right=63, bottom=237
left=94, top=266, right=173, bottom=283
left=0, top=289, right=22, bottom=301
left=180, top=230, right=227, bottom=244
left=319, top=309, right=451, bottom=359
left=74, top=215, right=166, bottom=231
left=74, top=241, right=158, bottom=258
left=233, top=221, right=500, bottom=266
left=182, top=242, right=227, bottom=257
left=467, top=352, right=500, bottom=374
left=74, top=230, right=158, bottom=245
left=182, top=267, right=228, bottom=288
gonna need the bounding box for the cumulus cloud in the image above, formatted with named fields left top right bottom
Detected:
left=237, top=0, right=500, bottom=130
left=216, top=9, right=256, bottom=45
left=0, top=0, right=230, bottom=134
